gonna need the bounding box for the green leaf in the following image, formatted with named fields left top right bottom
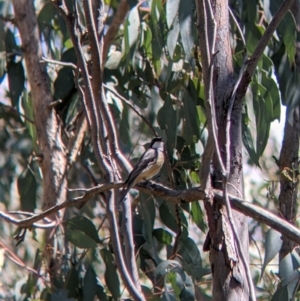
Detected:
left=159, top=203, right=178, bottom=233
left=140, top=193, right=156, bottom=244
left=157, top=98, right=177, bottom=156
left=65, top=216, right=101, bottom=249
left=153, top=228, right=173, bottom=245
left=159, top=202, right=189, bottom=243
left=133, top=213, right=146, bottom=248
left=119, top=105, right=130, bottom=145
left=156, top=260, right=182, bottom=278
left=142, top=23, right=152, bottom=55
left=284, top=72, right=300, bottom=108
left=270, top=286, right=289, bottom=301
left=166, top=0, right=180, bottom=28
left=179, top=273, right=195, bottom=301
left=178, top=0, right=194, bottom=63
left=261, top=228, right=282, bottom=278
left=83, top=265, right=97, bottom=301
left=253, top=83, right=272, bottom=158
left=141, top=285, right=159, bottom=301
left=190, top=202, right=206, bottom=233
left=38, top=2, right=57, bottom=32
left=156, top=260, right=195, bottom=301
left=54, top=67, right=75, bottom=101
left=123, top=6, right=140, bottom=56
left=96, top=283, right=108, bottom=301
left=17, top=168, right=37, bottom=212
left=21, top=92, right=37, bottom=151
left=150, top=0, right=164, bottom=62
left=7, top=60, right=25, bottom=107
left=278, top=12, right=296, bottom=66
left=65, top=267, right=79, bottom=298
left=245, top=23, right=262, bottom=54
left=127, top=0, right=138, bottom=9
left=177, top=236, right=203, bottom=280
left=182, top=90, right=200, bottom=144
left=54, top=48, right=76, bottom=100
left=242, top=108, right=259, bottom=166
left=100, top=248, right=120, bottom=299
left=5, top=28, right=17, bottom=54
left=51, top=289, right=76, bottom=301
left=168, top=271, right=181, bottom=297
left=261, top=69, right=281, bottom=121
left=279, top=251, right=300, bottom=300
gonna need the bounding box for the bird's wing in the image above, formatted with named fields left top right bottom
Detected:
left=124, top=148, right=157, bottom=187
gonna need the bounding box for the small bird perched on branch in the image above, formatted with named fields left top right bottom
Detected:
left=119, top=137, right=165, bottom=204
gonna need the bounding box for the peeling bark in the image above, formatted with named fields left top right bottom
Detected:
left=196, top=0, right=249, bottom=299
left=12, top=0, right=68, bottom=282
left=278, top=105, right=300, bottom=259
left=12, top=0, right=68, bottom=211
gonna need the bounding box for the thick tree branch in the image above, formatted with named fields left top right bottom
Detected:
left=55, top=2, right=142, bottom=299
left=102, top=0, right=130, bottom=64
left=55, top=1, right=111, bottom=176
left=2, top=183, right=300, bottom=247
left=84, top=0, right=131, bottom=175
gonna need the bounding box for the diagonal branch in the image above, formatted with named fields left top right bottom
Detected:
left=102, top=0, right=130, bottom=64
left=83, top=0, right=131, bottom=174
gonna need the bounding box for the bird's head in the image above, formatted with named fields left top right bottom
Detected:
left=150, top=137, right=164, bottom=151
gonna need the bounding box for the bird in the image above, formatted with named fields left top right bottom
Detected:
left=119, top=137, right=165, bottom=204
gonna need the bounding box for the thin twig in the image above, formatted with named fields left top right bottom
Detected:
left=228, top=8, right=246, bottom=47
left=0, top=240, right=50, bottom=283
left=67, top=113, right=88, bottom=165
left=0, top=102, right=34, bottom=124
left=103, top=83, right=157, bottom=136
left=41, top=56, right=77, bottom=69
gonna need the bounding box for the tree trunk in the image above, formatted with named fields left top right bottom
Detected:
left=12, top=0, right=68, bottom=282
left=278, top=105, right=299, bottom=260
left=195, top=0, right=250, bottom=299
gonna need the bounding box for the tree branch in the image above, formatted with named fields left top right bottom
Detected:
left=103, top=84, right=157, bottom=137
left=102, top=0, right=130, bottom=64
left=83, top=0, right=131, bottom=175
left=2, top=182, right=300, bottom=247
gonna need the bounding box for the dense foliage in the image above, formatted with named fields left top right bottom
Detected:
left=0, top=0, right=299, bottom=300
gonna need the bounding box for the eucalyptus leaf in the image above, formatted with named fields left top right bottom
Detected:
left=65, top=216, right=101, bottom=249
left=153, top=228, right=173, bottom=245
left=7, top=60, right=25, bottom=107
left=166, top=0, right=180, bottom=28
left=17, top=168, right=37, bottom=212
left=100, top=249, right=120, bottom=299
left=178, top=0, right=194, bottom=63
left=261, top=228, right=282, bottom=278
left=83, top=265, right=97, bottom=301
